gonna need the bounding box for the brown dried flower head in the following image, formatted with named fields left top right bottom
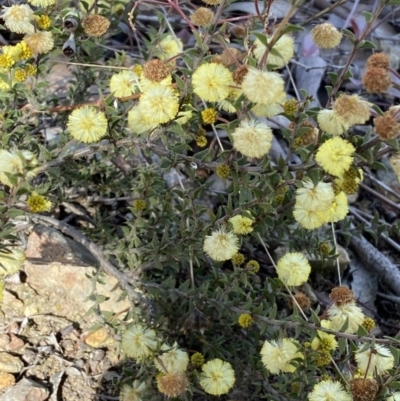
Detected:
left=374, top=111, right=400, bottom=141
left=220, top=48, right=243, bottom=66
left=362, top=67, right=391, bottom=93
left=143, top=59, right=170, bottom=82
left=349, top=378, right=379, bottom=401
left=230, top=24, right=247, bottom=38
left=157, top=371, right=188, bottom=398
left=82, top=14, right=110, bottom=37
left=333, top=94, right=371, bottom=126
left=232, top=65, right=248, bottom=85
left=290, top=292, right=311, bottom=310
left=366, top=53, right=390, bottom=69
left=311, top=23, right=342, bottom=49
left=291, top=121, right=319, bottom=147
left=329, top=286, right=355, bottom=306
left=190, top=7, right=214, bottom=26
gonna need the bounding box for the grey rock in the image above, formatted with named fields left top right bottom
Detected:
left=0, top=378, right=49, bottom=401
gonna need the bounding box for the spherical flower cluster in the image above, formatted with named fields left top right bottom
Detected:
left=158, top=35, right=183, bottom=60
left=1, top=5, right=35, bottom=34
left=317, top=109, right=349, bottom=136
left=311, top=23, right=342, bottom=48
left=362, top=317, right=376, bottom=332
left=238, top=313, right=253, bottom=328
left=327, top=302, right=365, bottom=333
left=229, top=214, right=254, bottom=234
left=311, top=330, right=338, bottom=353
left=242, top=67, right=285, bottom=106
left=276, top=252, right=311, bottom=286
left=190, top=7, right=214, bottom=26
left=291, top=292, right=311, bottom=310
left=201, top=108, right=218, bottom=124
left=296, top=180, right=334, bottom=211
left=3, top=41, right=33, bottom=61
left=27, top=192, right=52, bottom=213
left=316, top=137, right=355, bottom=177
left=0, top=248, right=25, bottom=276
left=67, top=106, right=108, bottom=143
left=216, top=164, right=230, bottom=178
left=260, top=338, right=303, bottom=374
left=231, top=119, right=273, bottom=158
left=0, top=149, right=37, bottom=187
left=24, top=31, right=54, bottom=55
left=14, top=69, right=28, bottom=82
left=333, top=95, right=371, bottom=126
left=127, top=105, right=157, bottom=135
left=367, top=53, right=391, bottom=69
left=362, top=67, right=391, bottom=93
left=192, top=62, right=233, bottom=102
left=143, top=59, right=169, bottom=83
left=253, top=34, right=294, bottom=69
left=203, top=227, right=239, bottom=261
left=0, top=54, right=15, bottom=69
left=330, top=286, right=355, bottom=305
left=283, top=98, right=299, bottom=116
left=157, top=371, right=188, bottom=397
left=133, top=199, right=146, bottom=211
left=191, top=352, right=205, bottom=367
left=36, top=15, right=51, bottom=30
left=196, top=134, right=207, bottom=147
left=374, top=111, right=400, bottom=141
left=199, top=358, right=235, bottom=395
left=82, top=14, right=110, bottom=37
left=120, top=381, right=146, bottom=401
left=109, top=70, right=139, bottom=98
left=28, top=0, right=56, bottom=6
left=355, top=344, right=394, bottom=376
left=121, top=323, right=157, bottom=361
left=154, top=343, right=189, bottom=373
left=308, top=380, right=351, bottom=401
left=231, top=252, right=245, bottom=265
left=349, top=378, right=379, bottom=401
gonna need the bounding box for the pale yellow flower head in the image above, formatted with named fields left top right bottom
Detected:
left=27, top=191, right=52, bottom=213
left=231, top=119, right=273, bottom=158
left=0, top=149, right=37, bottom=187
left=140, top=74, right=171, bottom=92
left=121, top=324, right=157, bottom=361
left=154, top=342, right=189, bottom=373
left=242, top=67, right=285, bottom=106
left=192, top=62, right=233, bottom=102
left=322, top=191, right=348, bottom=223
left=293, top=205, right=326, bottom=230
left=203, top=227, right=239, bottom=261
left=327, top=302, right=364, bottom=333
left=128, top=105, right=157, bottom=135
left=295, top=180, right=335, bottom=212
left=67, top=106, right=108, bottom=143
left=311, top=23, right=343, bottom=49
left=0, top=248, right=25, bottom=277
left=251, top=102, right=284, bottom=118
left=315, top=137, right=355, bottom=177
left=317, top=109, right=349, bottom=136
left=27, top=0, right=56, bottom=6
left=109, top=70, right=140, bottom=98
left=1, top=5, right=34, bottom=34
left=158, top=35, right=183, bottom=61
left=276, top=252, right=311, bottom=286
left=120, top=381, right=146, bottom=401
left=253, top=34, right=294, bottom=69
left=355, top=344, right=394, bottom=376
left=199, top=358, right=235, bottom=396
left=229, top=214, right=254, bottom=234
left=311, top=330, right=338, bottom=352
left=138, top=84, right=179, bottom=125
left=24, top=31, right=54, bottom=55
left=308, top=380, right=352, bottom=401
left=261, top=338, right=303, bottom=374
left=333, top=94, right=371, bottom=126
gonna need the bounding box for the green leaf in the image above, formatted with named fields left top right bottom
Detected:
left=269, top=302, right=277, bottom=319
left=362, top=11, right=373, bottom=23
left=357, top=40, right=376, bottom=50
left=356, top=324, right=369, bottom=337
left=327, top=72, right=338, bottom=85
left=280, top=23, right=305, bottom=35
left=342, top=28, right=356, bottom=41
left=325, top=85, right=333, bottom=97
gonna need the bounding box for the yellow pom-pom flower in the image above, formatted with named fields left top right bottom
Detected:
left=229, top=214, right=254, bottom=234
left=201, top=108, right=218, bottom=124
left=109, top=70, right=139, bottom=98
left=355, top=344, right=394, bottom=376
left=67, top=106, right=108, bottom=143
left=0, top=54, right=15, bottom=69
left=231, top=253, right=245, bottom=265
left=323, top=191, right=349, bottom=223
left=216, top=164, right=230, bottom=178
left=316, top=137, right=355, bottom=177
left=327, top=302, right=364, bottom=334
left=14, top=69, right=27, bottom=82
left=36, top=15, right=51, bottom=29
left=128, top=105, right=157, bottom=135
left=245, top=260, right=260, bottom=273
left=238, top=313, right=253, bottom=328
left=0, top=5, right=34, bottom=34
left=203, top=227, right=239, bottom=261
left=253, top=34, right=294, bottom=69
left=242, top=67, right=285, bottom=106
left=311, top=23, right=343, bottom=49
left=154, top=342, right=189, bottom=373
left=231, top=119, right=273, bottom=158
left=311, top=330, right=338, bottom=352
left=293, top=205, right=327, bottom=230
left=121, top=323, right=157, bottom=361
left=261, top=338, right=303, bottom=374
left=295, top=180, right=335, bottom=212
left=27, top=192, right=52, bottom=213
left=28, top=0, right=56, bottom=6
left=120, top=381, right=146, bottom=401
left=191, top=352, right=205, bottom=368
left=25, top=64, right=37, bottom=76
left=317, top=109, right=349, bottom=136
left=158, top=35, right=183, bottom=61
left=333, top=94, right=371, bottom=127
left=276, top=252, right=311, bottom=286
left=192, top=62, right=233, bottom=102
left=138, top=84, right=179, bottom=125
left=199, top=358, right=235, bottom=396
left=309, top=380, right=351, bottom=401
left=24, top=31, right=54, bottom=55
